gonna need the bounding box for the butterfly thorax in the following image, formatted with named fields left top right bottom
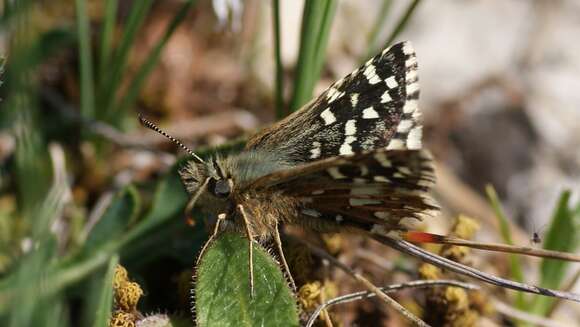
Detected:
left=179, top=151, right=300, bottom=240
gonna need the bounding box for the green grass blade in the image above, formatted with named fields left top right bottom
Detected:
left=113, top=0, right=197, bottom=117
left=91, top=255, right=119, bottom=327
left=272, top=0, right=285, bottom=118
left=83, top=186, right=140, bottom=254
left=364, top=0, right=393, bottom=60
left=530, top=191, right=580, bottom=316
left=98, top=0, right=118, bottom=81
left=99, top=0, right=154, bottom=122
left=485, top=185, right=526, bottom=309
left=75, top=0, right=96, bottom=120
left=195, top=233, right=298, bottom=327
left=310, top=0, right=337, bottom=95
left=290, top=0, right=337, bottom=111
left=382, top=0, right=422, bottom=48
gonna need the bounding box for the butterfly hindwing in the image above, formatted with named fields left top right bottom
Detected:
left=249, top=149, right=438, bottom=232
left=246, top=41, right=422, bottom=163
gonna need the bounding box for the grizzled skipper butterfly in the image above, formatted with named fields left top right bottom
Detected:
left=140, top=41, right=580, bottom=303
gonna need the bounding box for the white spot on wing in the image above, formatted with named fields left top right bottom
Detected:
left=327, top=87, right=345, bottom=103
left=385, top=76, right=398, bottom=89
left=374, top=152, right=392, bottom=167
left=350, top=93, right=359, bottom=107
left=398, top=167, right=412, bottom=175
left=381, top=90, right=392, bottom=103
left=327, top=167, right=346, bottom=179
left=350, top=198, right=382, bottom=206
left=407, top=126, right=422, bottom=149
left=396, top=119, right=413, bottom=133
left=407, top=83, right=420, bottom=95
left=402, top=42, right=414, bottom=55
left=406, top=70, right=418, bottom=82
left=362, top=106, right=379, bottom=119
left=302, top=209, right=321, bottom=217
left=403, top=99, right=418, bottom=114
left=363, top=64, right=381, bottom=84
left=345, top=119, right=357, bottom=136
left=374, top=176, right=390, bottom=182
left=335, top=215, right=344, bottom=222
left=351, top=186, right=381, bottom=196
left=310, top=141, right=321, bottom=159
left=320, top=107, right=336, bottom=125
left=386, top=139, right=406, bottom=150
left=374, top=212, right=391, bottom=220
left=339, top=136, right=356, bottom=155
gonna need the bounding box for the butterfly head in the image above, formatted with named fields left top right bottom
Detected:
left=136, top=115, right=237, bottom=216
left=179, top=157, right=236, bottom=217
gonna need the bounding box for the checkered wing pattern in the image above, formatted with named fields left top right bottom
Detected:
left=246, top=41, right=422, bottom=163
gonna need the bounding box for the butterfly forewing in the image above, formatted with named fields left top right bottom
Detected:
left=243, top=41, right=437, bottom=233
left=246, top=41, right=422, bottom=163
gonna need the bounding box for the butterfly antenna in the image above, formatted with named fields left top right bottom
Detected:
left=138, top=114, right=204, bottom=163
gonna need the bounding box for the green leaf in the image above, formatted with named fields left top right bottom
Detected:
left=195, top=233, right=298, bottom=327
left=91, top=255, right=119, bottom=327
left=84, top=186, right=140, bottom=253
left=530, top=190, right=580, bottom=315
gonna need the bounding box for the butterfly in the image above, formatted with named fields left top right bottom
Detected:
left=139, top=41, right=580, bottom=304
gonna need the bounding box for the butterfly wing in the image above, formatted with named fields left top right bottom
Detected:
left=246, top=41, right=421, bottom=162
left=248, top=148, right=438, bottom=232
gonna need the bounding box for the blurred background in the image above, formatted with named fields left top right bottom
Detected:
left=0, top=0, right=579, bottom=326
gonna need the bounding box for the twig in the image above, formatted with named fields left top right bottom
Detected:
left=41, top=88, right=150, bottom=149
left=493, top=299, right=568, bottom=327
left=306, top=280, right=480, bottom=327
left=290, top=236, right=430, bottom=327
left=375, top=234, right=580, bottom=303
left=404, top=231, right=580, bottom=262
left=547, top=269, right=580, bottom=316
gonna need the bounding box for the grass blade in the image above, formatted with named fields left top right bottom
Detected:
left=98, top=0, right=118, bottom=81
left=364, top=0, right=393, bottom=58
left=485, top=185, right=526, bottom=308
left=99, top=0, right=154, bottom=123
left=75, top=0, right=96, bottom=119
left=91, top=255, right=119, bottom=327
left=530, top=191, right=580, bottom=316
left=310, top=0, right=337, bottom=95
left=113, top=0, right=197, bottom=117
left=272, top=0, right=285, bottom=118
left=289, top=0, right=337, bottom=112
left=382, top=0, right=422, bottom=48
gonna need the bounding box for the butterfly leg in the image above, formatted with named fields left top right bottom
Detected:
left=273, top=223, right=297, bottom=292
left=184, top=177, right=210, bottom=227
left=237, top=204, right=255, bottom=298
left=196, top=212, right=226, bottom=265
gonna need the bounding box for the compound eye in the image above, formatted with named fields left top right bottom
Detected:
left=208, top=178, right=231, bottom=198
